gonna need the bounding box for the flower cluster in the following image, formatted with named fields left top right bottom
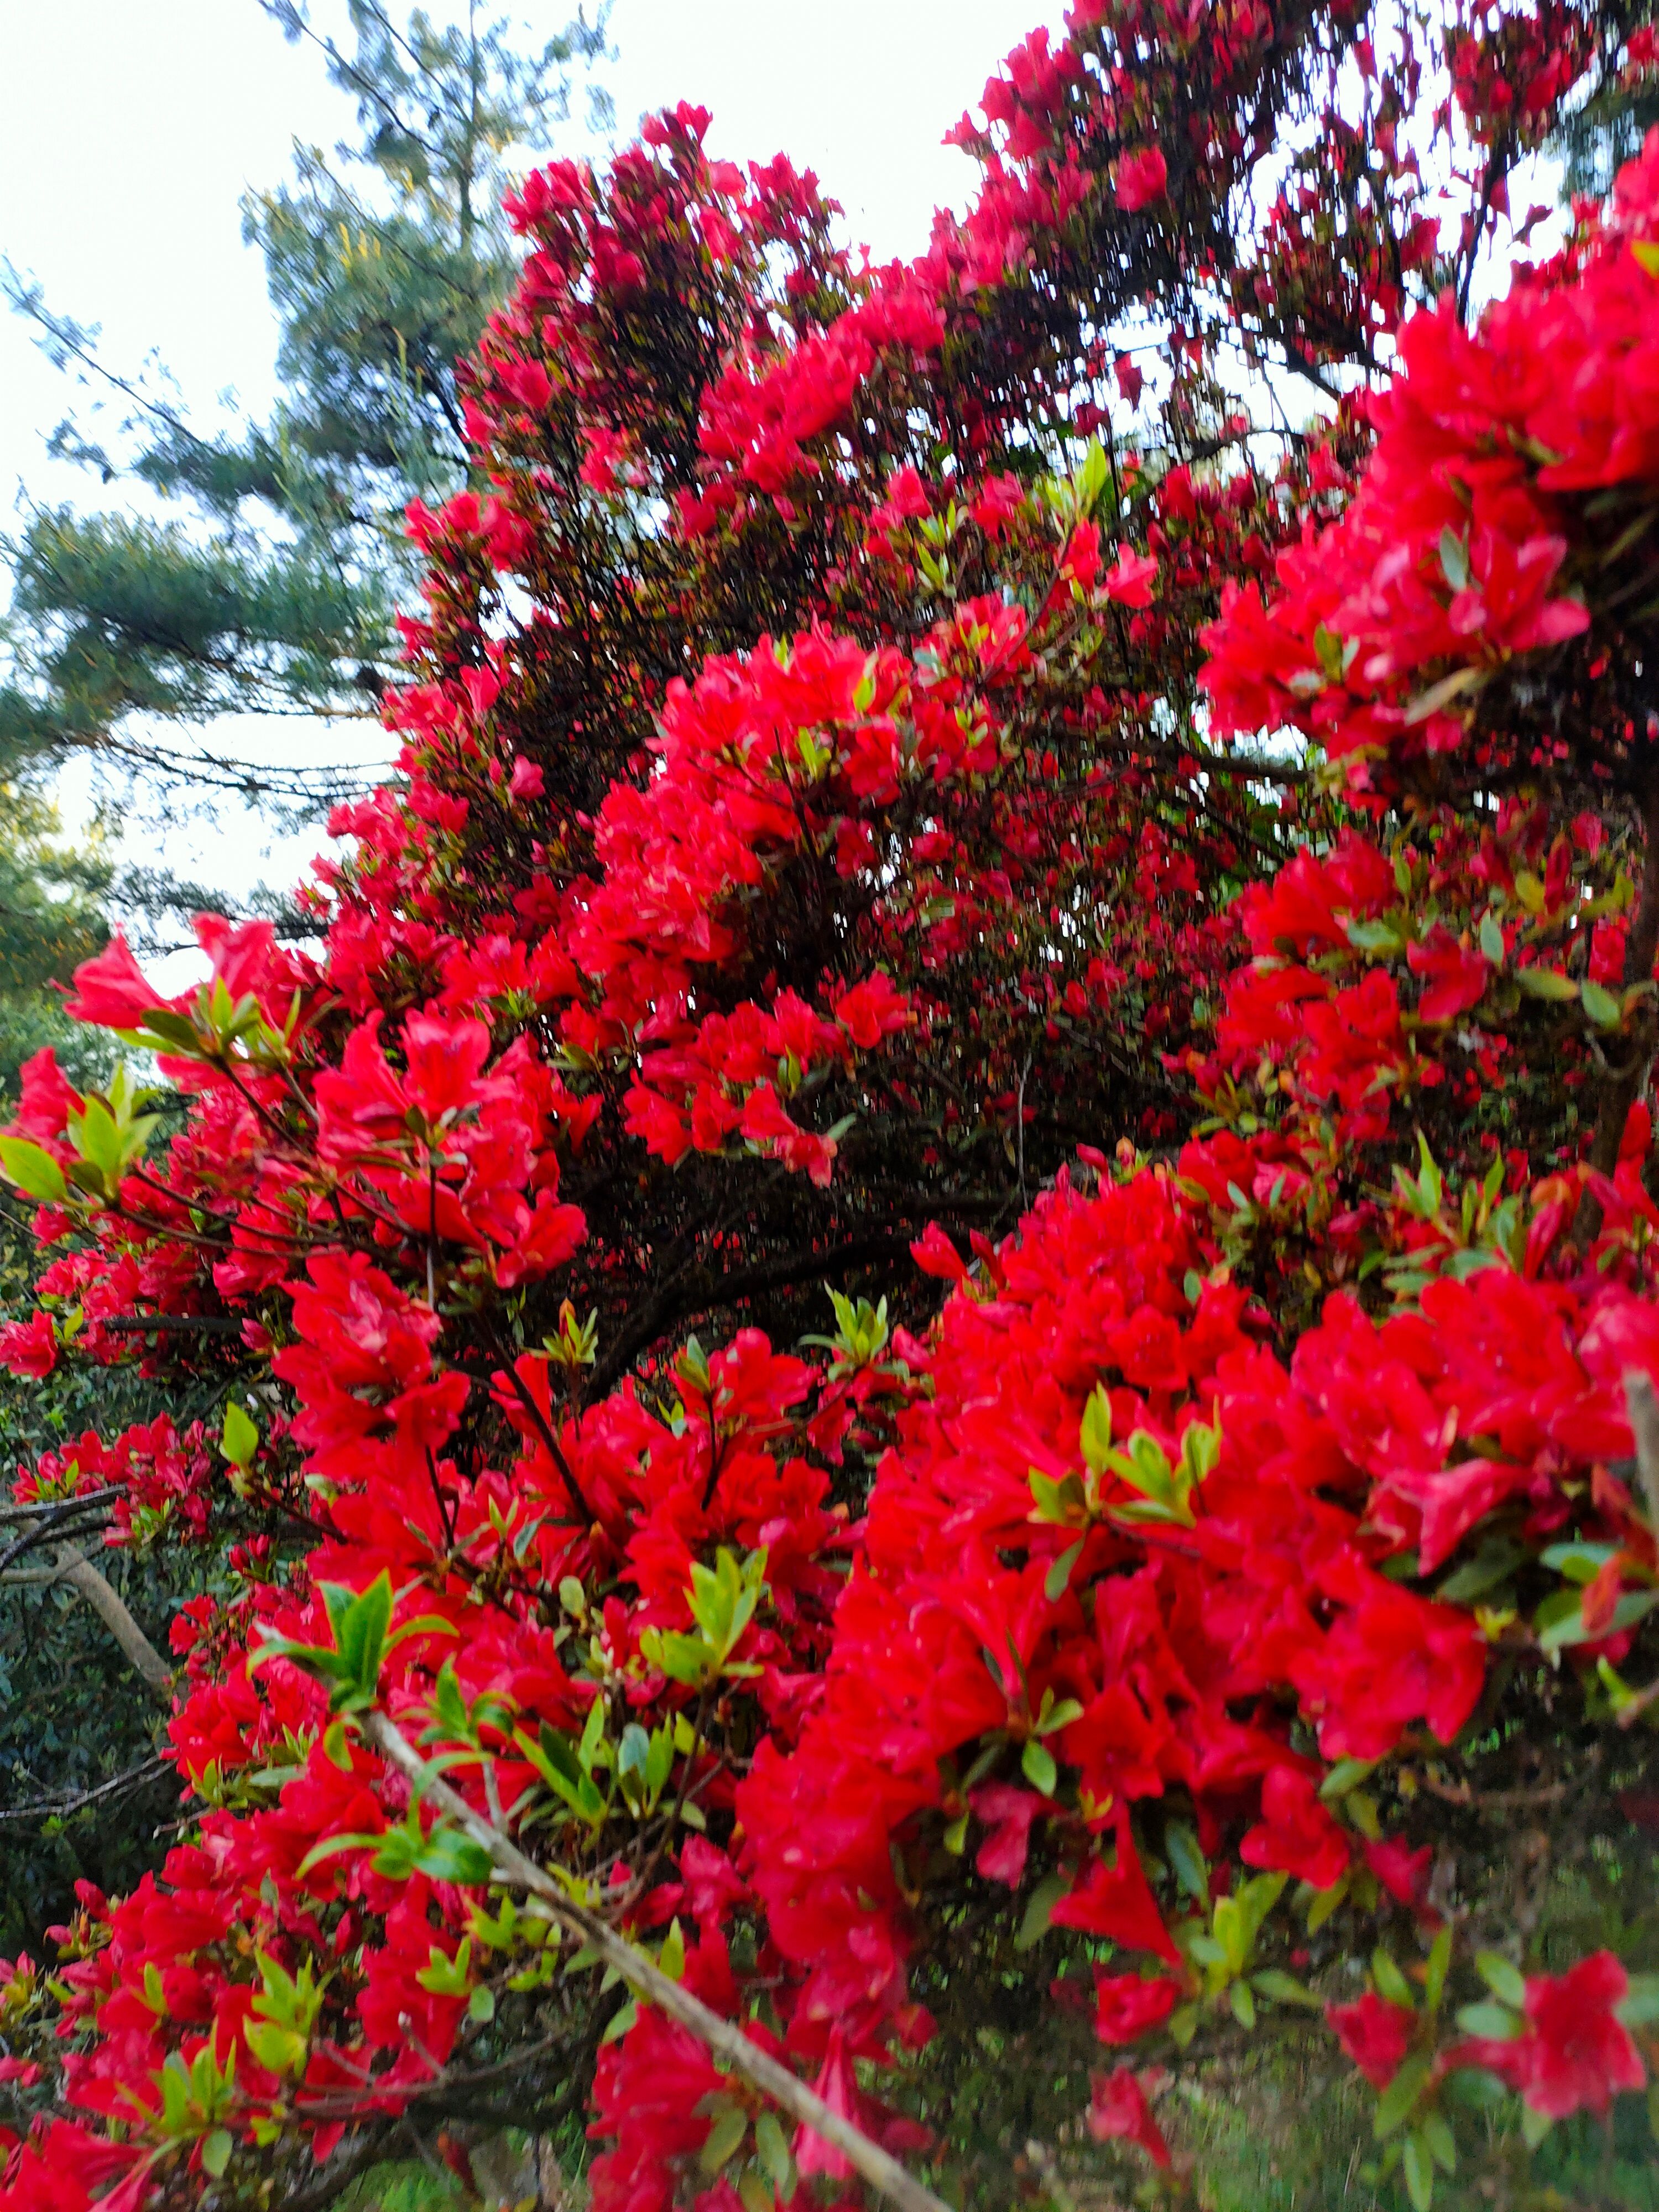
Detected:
left=1202, top=130, right=1659, bottom=788
left=1, top=9, right=1656, bottom=2212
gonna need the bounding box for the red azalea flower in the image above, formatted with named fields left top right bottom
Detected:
left=63, top=933, right=169, bottom=1030
left=1327, top=1991, right=1416, bottom=2088
left=0, top=1309, right=56, bottom=1380
left=1093, top=1970, right=1178, bottom=2047
left=1116, top=147, right=1168, bottom=212
left=1516, top=1953, right=1646, bottom=2119
left=1240, top=1765, right=1350, bottom=1891
left=1087, top=2065, right=1171, bottom=2166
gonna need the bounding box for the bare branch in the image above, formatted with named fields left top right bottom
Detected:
left=0, top=1755, right=170, bottom=1827
left=54, top=1548, right=173, bottom=1703
left=365, top=1712, right=950, bottom=2212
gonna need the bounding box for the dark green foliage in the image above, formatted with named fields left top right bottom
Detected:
left=0, top=787, right=113, bottom=1097
left=0, top=505, right=388, bottom=778
left=0, top=1208, right=182, bottom=1953
left=0, top=1554, right=180, bottom=1958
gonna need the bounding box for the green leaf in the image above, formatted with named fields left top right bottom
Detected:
left=1478, top=911, right=1505, bottom=967
left=1540, top=1585, right=1659, bottom=1653
left=1455, top=2000, right=1520, bottom=2040
left=639, top=1625, right=717, bottom=1687
left=1422, top=2109, right=1456, bottom=2176
left=1438, top=527, right=1470, bottom=591
left=738, top=2173, right=773, bottom=2212
left=1030, top=1470, right=1086, bottom=1526
left=1474, top=1952, right=1527, bottom=2008
left=1307, top=1870, right=1348, bottom=1933
left=1532, top=1585, right=1583, bottom=1650
left=467, top=1984, right=495, bottom=2025
left=658, top=1919, right=686, bottom=1983
left=1346, top=1788, right=1382, bottom=1840
left=1074, top=437, right=1109, bottom=518
left=1080, top=1384, right=1113, bottom=1472
left=698, top=2103, right=749, bottom=2176
left=1345, top=917, right=1406, bottom=956
left=1318, top=1758, right=1377, bottom=1803
left=127, top=1006, right=204, bottom=1056
left=618, top=1721, right=651, bottom=1780
left=1580, top=978, right=1622, bottom=1030
left=1425, top=1926, right=1452, bottom=2016
left=1402, top=664, right=1484, bottom=726
left=1374, top=2053, right=1431, bottom=2138
left=0, top=1136, right=67, bottom=1204
left=1540, top=1538, right=1619, bottom=1582
left=200, top=2130, right=233, bottom=2180
left=1045, top=1540, right=1084, bottom=1600
left=67, top=1098, right=124, bottom=1181
left=1617, top=1971, right=1659, bottom=2027
left=221, top=1401, right=259, bottom=1471
left=1373, top=1948, right=1416, bottom=2008
left=1034, top=1690, right=1083, bottom=1736
left=1402, top=2128, right=1434, bottom=2212
left=416, top=1937, right=473, bottom=1996
left=320, top=1571, right=394, bottom=1709
left=1520, top=2102, right=1553, bottom=2149
left=1252, top=1969, right=1322, bottom=2010
left=1021, top=1738, right=1058, bottom=1796
left=1438, top=1538, right=1524, bottom=1603
left=410, top=1825, right=493, bottom=1886
left=1165, top=1820, right=1209, bottom=1908
left=1512, top=965, right=1578, bottom=1002
left=524, top=1723, right=607, bottom=1822
left=755, top=2110, right=793, bottom=2191
left=1015, top=1870, right=1067, bottom=1951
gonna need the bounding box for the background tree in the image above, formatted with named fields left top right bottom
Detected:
left=0, top=792, right=111, bottom=1099
left=1556, top=4, right=1659, bottom=193
left=0, top=0, right=611, bottom=812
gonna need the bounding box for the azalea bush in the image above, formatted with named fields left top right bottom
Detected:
left=2, top=1, right=1659, bottom=2207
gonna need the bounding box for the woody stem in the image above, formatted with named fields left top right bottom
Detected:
left=365, top=1712, right=951, bottom=2212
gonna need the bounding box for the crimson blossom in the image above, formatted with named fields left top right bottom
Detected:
left=2, top=1, right=1658, bottom=2208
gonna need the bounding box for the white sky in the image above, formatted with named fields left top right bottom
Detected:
left=0, top=0, right=1058, bottom=973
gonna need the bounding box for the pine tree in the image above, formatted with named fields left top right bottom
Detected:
left=0, top=1, right=609, bottom=812
left=0, top=790, right=112, bottom=1097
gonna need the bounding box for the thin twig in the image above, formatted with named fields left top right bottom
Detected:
left=494, top=1357, right=595, bottom=1527
left=364, top=1712, right=950, bottom=2212
left=101, top=1314, right=247, bottom=1335
left=0, top=1755, right=170, bottom=1826
left=0, top=1500, right=114, bottom=1575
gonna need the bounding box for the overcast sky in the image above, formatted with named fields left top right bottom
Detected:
left=0, top=0, right=1056, bottom=953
